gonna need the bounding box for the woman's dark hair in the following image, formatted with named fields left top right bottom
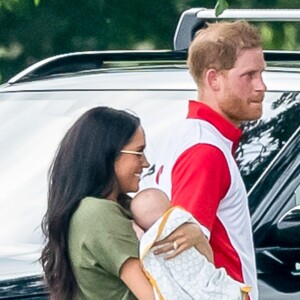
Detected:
left=40, top=106, right=140, bottom=299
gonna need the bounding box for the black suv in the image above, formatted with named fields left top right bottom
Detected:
left=0, top=8, right=299, bottom=300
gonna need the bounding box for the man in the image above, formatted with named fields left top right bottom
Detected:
left=154, top=21, right=266, bottom=300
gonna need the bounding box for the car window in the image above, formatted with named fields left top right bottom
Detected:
left=0, top=89, right=299, bottom=245
left=292, top=184, right=300, bottom=206
left=290, top=185, right=300, bottom=207
left=0, top=91, right=191, bottom=245
left=237, top=91, right=300, bottom=191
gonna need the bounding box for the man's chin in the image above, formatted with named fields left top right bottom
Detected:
left=245, top=112, right=263, bottom=122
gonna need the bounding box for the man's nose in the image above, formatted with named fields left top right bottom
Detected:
left=256, top=74, right=267, bottom=92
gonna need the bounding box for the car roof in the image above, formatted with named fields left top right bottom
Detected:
left=0, top=48, right=300, bottom=92
left=0, top=67, right=192, bottom=91
left=1, top=62, right=300, bottom=92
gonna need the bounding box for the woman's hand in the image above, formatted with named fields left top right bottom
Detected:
left=152, top=222, right=214, bottom=262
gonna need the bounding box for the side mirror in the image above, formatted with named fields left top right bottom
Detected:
left=276, top=205, right=300, bottom=247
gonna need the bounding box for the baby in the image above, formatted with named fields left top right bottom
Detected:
left=130, top=188, right=250, bottom=300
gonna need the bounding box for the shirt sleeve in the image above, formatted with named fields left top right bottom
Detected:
left=73, top=200, right=139, bottom=278
left=171, top=143, right=230, bottom=235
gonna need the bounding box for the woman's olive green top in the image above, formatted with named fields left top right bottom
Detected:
left=68, top=197, right=139, bottom=299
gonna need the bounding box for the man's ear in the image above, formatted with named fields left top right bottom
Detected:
left=206, top=69, right=221, bottom=91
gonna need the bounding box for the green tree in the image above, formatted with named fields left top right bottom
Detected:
left=0, top=0, right=299, bottom=84
left=215, top=0, right=228, bottom=16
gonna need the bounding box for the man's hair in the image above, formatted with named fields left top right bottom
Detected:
left=188, top=21, right=262, bottom=86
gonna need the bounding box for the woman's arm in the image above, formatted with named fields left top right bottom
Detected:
left=120, top=257, right=155, bottom=300
left=153, top=222, right=214, bottom=262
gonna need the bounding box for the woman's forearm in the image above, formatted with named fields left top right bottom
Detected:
left=120, top=257, right=155, bottom=300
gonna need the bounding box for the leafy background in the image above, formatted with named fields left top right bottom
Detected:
left=0, top=0, right=299, bottom=83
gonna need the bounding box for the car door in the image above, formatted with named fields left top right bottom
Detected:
left=249, top=127, right=300, bottom=299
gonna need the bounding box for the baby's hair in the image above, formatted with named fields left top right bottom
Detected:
left=131, top=188, right=171, bottom=230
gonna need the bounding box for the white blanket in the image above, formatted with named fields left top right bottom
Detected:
left=139, top=207, right=250, bottom=300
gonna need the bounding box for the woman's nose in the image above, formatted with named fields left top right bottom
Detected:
left=142, top=155, right=150, bottom=168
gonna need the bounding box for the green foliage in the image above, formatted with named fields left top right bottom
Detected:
left=0, top=0, right=300, bottom=84
left=215, top=0, right=229, bottom=17
left=0, top=0, right=33, bottom=16
left=0, top=0, right=38, bottom=10
left=0, top=0, right=22, bottom=12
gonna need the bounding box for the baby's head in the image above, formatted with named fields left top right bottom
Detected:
left=130, top=188, right=171, bottom=231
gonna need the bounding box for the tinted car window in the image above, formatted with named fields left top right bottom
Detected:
left=0, top=88, right=299, bottom=246
left=237, top=91, right=300, bottom=191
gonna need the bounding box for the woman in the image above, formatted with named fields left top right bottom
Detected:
left=41, top=106, right=211, bottom=300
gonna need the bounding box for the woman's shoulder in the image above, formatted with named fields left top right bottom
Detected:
left=73, top=197, right=131, bottom=223
left=81, top=196, right=115, bottom=207
left=81, top=196, right=122, bottom=209
left=69, top=197, right=137, bottom=247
